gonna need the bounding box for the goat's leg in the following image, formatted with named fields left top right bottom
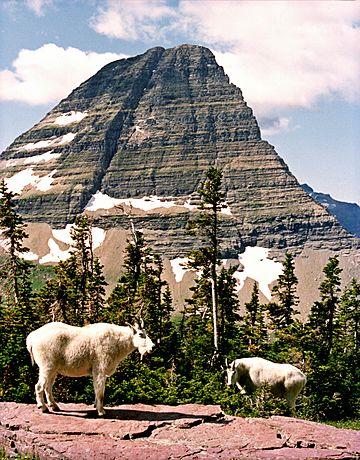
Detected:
left=35, top=371, right=49, bottom=413
left=44, top=372, right=60, bottom=411
left=285, top=391, right=297, bottom=411
left=93, top=371, right=107, bottom=416
left=236, top=382, right=247, bottom=394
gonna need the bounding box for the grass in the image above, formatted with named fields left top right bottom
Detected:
left=0, top=448, right=38, bottom=460
left=30, top=263, right=54, bottom=292
left=324, top=419, right=360, bottom=430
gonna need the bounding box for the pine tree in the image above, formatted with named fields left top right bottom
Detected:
left=0, top=179, right=38, bottom=400
left=242, top=282, right=267, bottom=354
left=107, top=229, right=175, bottom=353
left=268, top=251, right=299, bottom=329
left=218, top=265, right=241, bottom=357
left=185, top=167, right=227, bottom=364
left=308, top=255, right=342, bottom=359
left=336, top=278, right=360, bottom=355
left=0, top=179, right=32, bottom=306
left=37, top=215, right=107, bottom=325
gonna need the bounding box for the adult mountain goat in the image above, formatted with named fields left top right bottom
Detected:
left=226, top=357, right=306, bottom=409
left=26, top=320, right=154, bottom=416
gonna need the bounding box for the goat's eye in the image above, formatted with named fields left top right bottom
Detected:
left=139, top=332, right=146, bottom=339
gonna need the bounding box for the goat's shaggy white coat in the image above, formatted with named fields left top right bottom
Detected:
left=26, top=321, right=154, bottom=416
left=226, top=357, right=306, bottom=409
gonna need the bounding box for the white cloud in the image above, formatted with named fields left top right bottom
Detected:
left=180, top=1, right=360, bottom=116
left=259, top=117, right=292, bottom=137
left=90, top=0, right=178, bottom=40
left=0, top=44, right=126, bottom=105
left=91, top=0, right=360, bottom=133
left=25, top=0, right=52, bottom=16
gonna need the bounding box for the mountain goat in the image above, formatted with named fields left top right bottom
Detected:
left=26, top=320, right=154, bottom=416
left=226, top=357, right=306, bottom=409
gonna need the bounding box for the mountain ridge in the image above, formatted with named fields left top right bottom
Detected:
left=0, top=44, right=358, bottom=310
left=301, top=183, right=360, bottom=237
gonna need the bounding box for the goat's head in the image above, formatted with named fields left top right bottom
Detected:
left=225, top=359, right=237, bottom=387
left=128, top=319, right=154, bottom=358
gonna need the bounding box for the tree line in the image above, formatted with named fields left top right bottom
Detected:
left=0, top=171, right=359, bottom=422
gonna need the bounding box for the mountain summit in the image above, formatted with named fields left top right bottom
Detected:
left=0, top=44, right=358, bottom=307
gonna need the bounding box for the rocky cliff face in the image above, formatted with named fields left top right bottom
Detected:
left=0, top=44, right=358, bottom=308
left=1, top=44, right=355, bottom=253
left=1, top=402, right=359, bottom=460
left=301, top=184, right=360, bottom=238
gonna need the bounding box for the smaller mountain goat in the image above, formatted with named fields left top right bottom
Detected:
left=26, top=320, right=154, bottom=416
left=226, top=357, right=306, bottom=409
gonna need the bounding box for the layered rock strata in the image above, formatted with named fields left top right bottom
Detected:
left=0, top=44, right=358, bottom=304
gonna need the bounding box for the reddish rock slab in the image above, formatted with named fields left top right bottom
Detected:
left=0, top=402, right=359, bottom=459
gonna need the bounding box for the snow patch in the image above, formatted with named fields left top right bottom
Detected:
left=39, top=225, right=107, bottom=264
left=221, top=202, right=232, bottom=215
left=5, top=168, right=56, bottom=194
left=170, top=257, right=190, bottom=282
left=21, top=133, right=75, bottom=151
left=85, top=191, right=124, bottom=211
left=183, top=199, right=198, bottom=211
left=35, top=170, right=57, bottom=191
left=54, top=111, right=87, bottom=126
left=24, top=151, right=61, bottom=164
left=21, top=250, right=40, bottom=261
left=170, top=247, right=283, bottom=300
left=39, top=238, right=70, bottom=264
left=2, top=151, right=60, bottom=169
left=5, top=159, right=21, bottom=167
left=233, top=247, right=283, bottom=300
left=85, top=192, right=199, bottom=213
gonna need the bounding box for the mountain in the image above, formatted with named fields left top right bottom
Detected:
left=0, top=44, right=358, bottom=311
left=301, top=184, right=360, bottom=238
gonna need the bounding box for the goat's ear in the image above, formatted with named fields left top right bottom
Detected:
left=225, top=358, right=228, bottom=368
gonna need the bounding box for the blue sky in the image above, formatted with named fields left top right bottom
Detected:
left=0, top=0, right=359, bottom=204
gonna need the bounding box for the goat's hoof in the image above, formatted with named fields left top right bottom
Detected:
left=39, top=405, right=49, bottom=413
left=51, top=405, right=60, bottom=412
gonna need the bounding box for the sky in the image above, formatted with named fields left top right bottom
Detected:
left=0, top=1, right=359, bottom=205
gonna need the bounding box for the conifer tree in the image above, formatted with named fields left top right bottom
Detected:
left=37, top=215, right=107, bottom=325
left=0, top=179, right=38, bottom=400
left=242, top=282, right=267, bottom=354
left=218, top=265, right=241, bottom=357
left=107, top=229, right=175, bottom=354
left=336, top=278, right=360, bottom=355
left=308, top=255, right=342, bottom=359
left=0, top=179, right=32, bottom=306
left=268, top=251, right=299, bottom=329
left=186, top=167, right=229, bottom=364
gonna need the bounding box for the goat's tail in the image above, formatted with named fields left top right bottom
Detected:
left=26, top=339, right=35, bottom=366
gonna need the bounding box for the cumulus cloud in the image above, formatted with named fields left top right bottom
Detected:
left=90, top=0, right=178, bottom=41
left=0, top=44, right=126, bottom=105
left=91, top=0, right=360, bottom=132
left=199, top=1, right=360, bottom=116
left=25, top=0, right=52, bottom=16
left=259, top=117, right=293, bottom=137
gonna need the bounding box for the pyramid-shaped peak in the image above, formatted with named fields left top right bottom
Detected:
left=0, top=44, right=356, bottom=255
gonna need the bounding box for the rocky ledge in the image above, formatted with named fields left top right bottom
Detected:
left=0, top=402, right=359, bottom=459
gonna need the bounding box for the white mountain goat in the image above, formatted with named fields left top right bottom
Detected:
left=226, top=357, right=306, bottom=409
left=26, top=319, right=154, bottom=416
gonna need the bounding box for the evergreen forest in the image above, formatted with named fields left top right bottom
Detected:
left=0, top=171, right=359, bottom=426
